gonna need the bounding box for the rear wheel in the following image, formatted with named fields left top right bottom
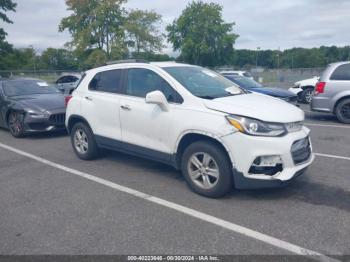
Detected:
left=71, top=122, right=99, bottom=160
left=181, top=141, right=233, bottom=198
left=8, top=111, right=25, bottom=138
left=335, top=98, right=350, bottom=124
left=300, top=88, right=313, bottom=104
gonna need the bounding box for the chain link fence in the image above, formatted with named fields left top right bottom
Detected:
left=0, top=70, right=82, bottom=83
left=0, top=67, right=325, bottom=88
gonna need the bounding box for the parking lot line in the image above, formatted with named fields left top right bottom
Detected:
left=315, top=153, right=350, bottom=161
left=305, top=123, right=350, bottom=129
left=0, top=142, right=339, bottom=260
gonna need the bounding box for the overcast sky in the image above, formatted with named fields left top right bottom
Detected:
left=2, top=0, right=350, bottom=54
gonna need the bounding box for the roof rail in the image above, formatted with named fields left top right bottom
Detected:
left=105, top=59, right=149, bottom=65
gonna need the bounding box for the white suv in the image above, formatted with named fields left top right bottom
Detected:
left=65, top=61, right=314, bottom=198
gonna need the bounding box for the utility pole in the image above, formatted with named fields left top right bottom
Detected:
left=256, top=47, right=261, bottom=68
left=29, top=45, right=37, bottom=77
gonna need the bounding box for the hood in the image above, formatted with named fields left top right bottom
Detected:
left=12, top=93, right=66, bottom=112
left=250, top=87, right=296, bottom=98
left=204, top=93, right=304, bottom=123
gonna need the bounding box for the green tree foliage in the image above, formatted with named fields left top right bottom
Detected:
left=125, top=9, right=163, bottom=55
left=38, top=48, right=78, bottom=70
left=59, top=0, right=164, bottom=62
left=59, top=0, right=126, bottom=57
left=0, top=0, right=17, bottom=41
left=167, top=1, right=238, bottom=67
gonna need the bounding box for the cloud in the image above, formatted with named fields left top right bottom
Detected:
left=2, top=0, right=350, bottom=53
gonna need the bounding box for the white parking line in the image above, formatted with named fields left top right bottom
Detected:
left=0, top=142, right=338, bottom=261
left=306, top=123, right=350, bottom=129
left=315, top=153, right=350, bottom=161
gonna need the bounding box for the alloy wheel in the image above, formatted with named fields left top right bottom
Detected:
left=187, top=152, right=220, bottom=189
left=8, top=112, right=23, bottom=136
left=74, top=128, right=89, bottom=154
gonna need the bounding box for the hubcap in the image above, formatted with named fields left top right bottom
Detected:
left=341, top=103, right=350, bottom=120
left=74, top=129, right=89, bottom=154
left=187, top=152, right=219, bottom=190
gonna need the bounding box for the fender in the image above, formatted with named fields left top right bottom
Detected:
left=67, top=114, right=93, bottom=134
left=174, top=129, right=237, bottom=166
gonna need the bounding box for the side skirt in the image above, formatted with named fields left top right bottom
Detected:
left=95, top=135, right=179, bottom=169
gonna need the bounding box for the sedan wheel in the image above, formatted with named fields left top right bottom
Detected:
left=8, top=112, right=25, bottom=138
left=301, top=89, right=313, bottom=104
left=187, top=152, right=219, bottom=190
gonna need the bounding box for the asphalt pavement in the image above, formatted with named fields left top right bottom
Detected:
left=0, top=104, right=349, bottom=258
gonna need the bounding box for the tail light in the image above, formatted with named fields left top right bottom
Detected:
left=65, top=95, right=72, bottom=107
left=315, top=82, right=326, bottom=94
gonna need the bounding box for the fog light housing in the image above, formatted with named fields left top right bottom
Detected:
left=249, top=155, right=283, bottom=176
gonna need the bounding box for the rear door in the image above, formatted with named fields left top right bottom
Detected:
left=81, top=69, right=124, bottom=142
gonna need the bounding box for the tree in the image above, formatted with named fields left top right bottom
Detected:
left=125, top=9, right=163, bottom=55
left=166, top=1, right=238, bottom=67
left=38, top=48, right=78, bottom=70
left=0, top=0, right=16, bottom=42
left=59, top=0, right=126, bottom=58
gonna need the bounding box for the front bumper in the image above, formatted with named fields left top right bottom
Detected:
left=221, top=127, right=314, bottom=189
left=288, top=87, right=303, bottom=96
left=23, top=110, right=66, bottom=133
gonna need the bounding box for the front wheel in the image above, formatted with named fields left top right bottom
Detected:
left=181, top=141, right=233, bottom=198
left=335, top=98, right=350, bottom=124
left=71, top=122, right=99, bottom=160
left=300, top=88, right=314, bottom=104
left=8, top=111, right=25, bottom=138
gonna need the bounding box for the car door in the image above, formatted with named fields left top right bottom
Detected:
left=119, top=67, right=182, bottom=156
left=81, top=69, right=124, bottom=142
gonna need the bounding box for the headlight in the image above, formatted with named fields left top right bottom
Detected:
left=27, top=111, right=46, bottom=118
left=226, top=115, right=287, bottom=137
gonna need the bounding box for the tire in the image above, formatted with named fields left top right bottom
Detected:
left=335, top=98, right=350, bottom=124
left=181, top=141, right=233, bottom=198
left=8, top=111, right=25, bottom=138
left=71, top=122, right=99, bottom=160
left=300, top=88, right=313, bottom=104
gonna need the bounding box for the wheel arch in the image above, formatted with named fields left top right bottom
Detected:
left=174, top=131, right=234, bottom=170
left=333, top=95, right=350, bottom=113
left=67, top=115, right=93, bottom=134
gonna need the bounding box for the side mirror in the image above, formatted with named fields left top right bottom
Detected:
left=145, top=90, right=169, bottom=111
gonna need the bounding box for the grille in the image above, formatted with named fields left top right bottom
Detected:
left=49, top=113, right=66, bottom=125
left=291, top=137, right=311, bottom=165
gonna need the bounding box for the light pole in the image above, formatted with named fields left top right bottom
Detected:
left=29, top=45, right=37, bottom=76
left=255, top=47, right=261, bottom=68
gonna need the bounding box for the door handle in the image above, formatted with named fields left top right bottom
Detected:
left=120, top=104, right=131, bottom=111
left=85, top=96, right=93, bottom=101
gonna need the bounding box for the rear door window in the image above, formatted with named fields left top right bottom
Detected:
left=330, top=64, right=350, bottom=81
left=89, top=69, right=124, bottom=93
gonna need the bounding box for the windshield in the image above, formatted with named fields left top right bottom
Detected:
left=163, top=66, right=243, bottom=99
left=3, top=80, right=59, bottom=96
left=224, top=75, right=263, bottom=89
